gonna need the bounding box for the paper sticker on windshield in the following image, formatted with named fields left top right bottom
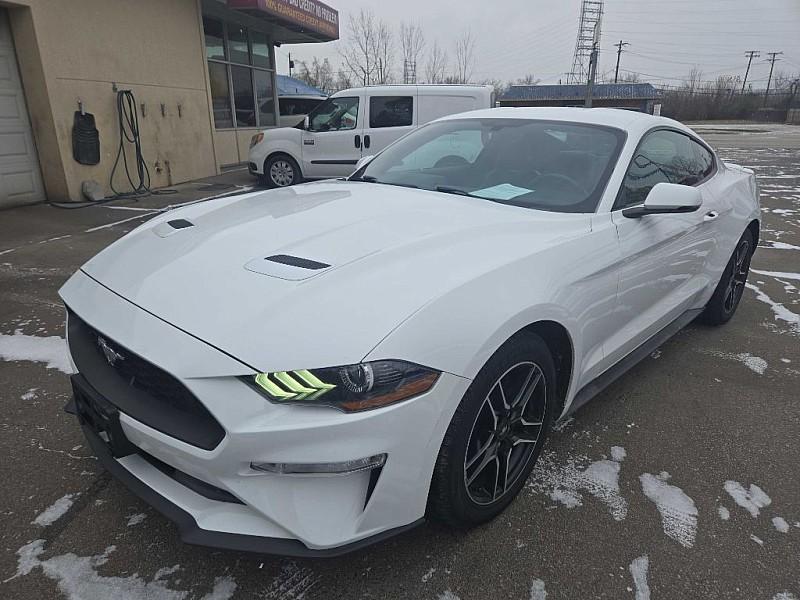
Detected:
left=473, top=183, right=533, bottom=200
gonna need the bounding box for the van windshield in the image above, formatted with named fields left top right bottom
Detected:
left=306, top=96, right=358, bottom=132
left=352, top=118, right=626, bottom=213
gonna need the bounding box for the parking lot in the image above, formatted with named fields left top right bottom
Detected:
left=1, top=123, right=798, bottom=599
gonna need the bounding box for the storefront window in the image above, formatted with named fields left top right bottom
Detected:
left=208, top=62, right=233, bottom=128
left=254, top=70, right=276, bottom=126
left=203, top=16, right=277, bottom=129
left=204, top=17, right=226, bottom=60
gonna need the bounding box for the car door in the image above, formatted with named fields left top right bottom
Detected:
left=301, top=94, right=364, bottom=179
left=361, top=94, right=417, bottom=157
left=603, top=128, right=720, bottom=366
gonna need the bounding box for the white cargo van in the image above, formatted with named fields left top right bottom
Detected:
left=247, top=84, right=495, bottom=187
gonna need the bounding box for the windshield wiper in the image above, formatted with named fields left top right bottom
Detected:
left=435, top=185, right=477, bottom=197
left=350, top=175, right=419, bottom=189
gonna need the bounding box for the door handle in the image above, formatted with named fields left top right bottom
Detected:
left=364, top=134, right=371, bottom=149
left=354, top=134, right=361, bottom=149
left=703, top=210, right=719, bottom=221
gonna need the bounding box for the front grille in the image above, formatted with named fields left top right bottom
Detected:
left=67, top=308, right=225, bottom=450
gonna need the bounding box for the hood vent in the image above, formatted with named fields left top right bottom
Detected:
left=245, top=254, right=333, bottom=281
left=168, top=219, right=194, bottom=229
left=265, top=254, right=330, bottom=270
left=153, top=218, right=195, bottom=238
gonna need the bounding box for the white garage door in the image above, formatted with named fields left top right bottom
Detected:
left=0, top=9, right=45, bottom=208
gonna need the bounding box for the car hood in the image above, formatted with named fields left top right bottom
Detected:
left=80, top=181, right=591, bottom=373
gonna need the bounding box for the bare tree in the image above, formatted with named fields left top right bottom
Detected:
left=297, top=57, right=335, bottom=93
left=400, top=21, right=425, bottom=83
left=425, top=40, right=448, bottom=83
left=340, top=9, right=377, bottom=86
left=515, top=73, right=540, bottom=85
left=335, top=68, right=353, bottom=92
left=453, top=29, right=476, bottom=83
left=339, top=9, right=394, bottom=86
left=373, top=18, right=394, bottom=84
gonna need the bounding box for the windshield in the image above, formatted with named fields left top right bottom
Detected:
left=353, top=118, right=626, bottom=213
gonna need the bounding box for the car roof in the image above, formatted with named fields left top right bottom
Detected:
left=332, top=84, right=493, bottom=97
left=437, top=106, right=692, bottom=137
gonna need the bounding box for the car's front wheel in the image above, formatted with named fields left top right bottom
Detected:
left=428, top=332, right=557, bottom=527
left=700, top=228, right=754, bottom=325
left=263, top=154, right=301, bottom=188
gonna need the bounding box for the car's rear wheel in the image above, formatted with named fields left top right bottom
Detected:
left=700, top=228, right=754, bottom=325
left=428, top=332, right=557, bottom=527
left=264, top=154, right=301, bottom=188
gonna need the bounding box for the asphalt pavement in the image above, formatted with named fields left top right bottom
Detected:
left=1, top=124, right=798, bottom=600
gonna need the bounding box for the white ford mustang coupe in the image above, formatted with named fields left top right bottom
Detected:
left=60, top=108, right=759, bottom=556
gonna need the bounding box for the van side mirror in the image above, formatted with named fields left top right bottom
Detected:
left=303, top=115, right=310, bottom=131
left=623, top=182, right=703, bottom=218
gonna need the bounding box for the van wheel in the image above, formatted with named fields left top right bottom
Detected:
left=264, top=155, right=301, bottom=188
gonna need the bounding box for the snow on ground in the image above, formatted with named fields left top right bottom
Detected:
left=746, top=283, right=800, bottom=335
left=5, top=540, right=236, bottom=599
left=437, top=592, right=461, bottom=600
left=32, top=494, right=77, bottom=527
left=752, top=269, right=800, bottom=281
left=629, top=555, right=650, bottom=600
left=760, top=240, right=800, bottom=250
left=704, top=350, right=768, bottom=375
left=772, top=593, right=799, bottom=600
left=422, top=567, right=436, bottom=583
left=772, top=516, right=790, bottom=533
left=639, top=472, right=698, bottom=548
left=261, top=561, right=319, bottom=600
left=0, top=331, right=72, bottom=373
left=529, top=447, right=628, bottom=521
left=750, top=534, right=764, bottom=546
left=724, top=481, right=772, bottom=517
left=126, top=513, right=146, bottom=527
left=21, top=387, right=38, bottom=401
left=529, top=578, right=547, bottom=600
left=717, top=506, right=730, bottom=521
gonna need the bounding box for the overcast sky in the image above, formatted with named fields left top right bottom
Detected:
left=276, top=0, right=800, bottom=88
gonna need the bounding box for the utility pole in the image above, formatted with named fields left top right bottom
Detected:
left=764, top=51, right=783, bottom=106
left=585, top=42, right=599, bottom=107
left=288, top=52, right=294, bottom=77
left=614, top=40, right=629, bottom=83
left=741, top=50, right=760, bottom=93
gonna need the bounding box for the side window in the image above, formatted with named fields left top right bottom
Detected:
left=692, top=140, right=715, bottom=181
left=369, top=96, right=413, bottom=128
left=616, top=130, right=707, bottom=209
left=308, top=96, right=359, bottom=132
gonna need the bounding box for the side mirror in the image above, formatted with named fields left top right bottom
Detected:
left=354, top=155, right=375, bottom=171
left=623, top=182, right=703, bottom=218
left=303, top=115, right=310, bottom=131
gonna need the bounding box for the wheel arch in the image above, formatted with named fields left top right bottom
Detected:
left=518, top=320, right=574, bottom=417
left=746, top=218, right=760, bottom=249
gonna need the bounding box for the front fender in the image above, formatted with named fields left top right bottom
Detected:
left=248, top=129, right=303, bottom=174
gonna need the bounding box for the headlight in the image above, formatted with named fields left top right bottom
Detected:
left=249, top=132, right=264, bottom=148
left=243, top=360, right=440, bottom=412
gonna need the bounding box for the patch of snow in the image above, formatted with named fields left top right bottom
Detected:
left=530, top=448, right=628, bottom=521
left=32, top=494, right=77, bottom=527
left=781, top=358, right=791, bottom=363
left=746, top=283, right=800, bottom=335
left=705, top=350, right=767, bottom=374
left=262, top=561, right=318, bottom=599
left=650, top=349, right=661, bottom=359
left=422, top=567, right=436, bottom=583
left=610, top=446, right=626, bottom=461
left=551, top=417, right=574, bottom=432
left=752, top=269, right=800, bottom=281
left=629, top=555, right=650, bottom=600
left=750, top=534, right=764, bottom=545
left=760, top=240, right=800, bottom=250
left=0, top=332, right=72, bottom=373
left=772, top=516, right=790, bottom=533
left=126, top=513, right=146, bottom=527
left=154, top=566, right=181, bottom=581
left=530, top=578, right=547, bottom=600
left=21, top=388, right=38, bottom=401
left=5, top=540, right=236, bottom=599
left=724, top=481, right=771, bottom=517
left=717, top=506, right=730, bottom=521
left=772, top=593, right=798, bottom=600
left=640, top=472, right=698, bottom=548
left=438, top=592, right=461, bottom=600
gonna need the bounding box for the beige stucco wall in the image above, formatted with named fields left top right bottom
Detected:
left=5, top=0, right=219, bottom=202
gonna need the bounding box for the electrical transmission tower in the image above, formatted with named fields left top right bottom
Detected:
left=568, top=0, right=604, bottom=84
left=403, top=59, right=417, bottom=84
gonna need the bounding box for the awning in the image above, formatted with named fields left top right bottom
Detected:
left=227, top=0, right=339, bottom=43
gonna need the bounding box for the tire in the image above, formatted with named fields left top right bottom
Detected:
left=264, top=154, right=301, bottom=188
left=428, top=332, right=558, bottom=528
left=700, top=228, right=754, bottom=326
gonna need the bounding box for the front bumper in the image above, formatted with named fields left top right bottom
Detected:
left=59, top=270, right=470, bottom=554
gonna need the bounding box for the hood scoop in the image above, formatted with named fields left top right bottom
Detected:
left=153, top=219, right=195, bottom=238
left=245, top=254, right=333, bottom=281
